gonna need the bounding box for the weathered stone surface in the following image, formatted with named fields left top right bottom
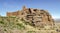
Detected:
left=6, top=6, right=55, bottom=27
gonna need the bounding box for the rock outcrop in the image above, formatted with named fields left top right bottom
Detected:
left=6, top=6, right=55, bottom=28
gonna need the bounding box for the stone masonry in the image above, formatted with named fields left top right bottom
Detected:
left=6, top=6, right=55, bottom=27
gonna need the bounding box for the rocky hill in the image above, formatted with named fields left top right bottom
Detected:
left=7, top=6, right=55, bottom=28
left=54, top=19, right=60, bottom=23
left=0, top=6, right=60, bottom=33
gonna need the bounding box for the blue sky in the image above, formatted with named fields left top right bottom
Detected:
left=0, top=0, right=60, bottom=19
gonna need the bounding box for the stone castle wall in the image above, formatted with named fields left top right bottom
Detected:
left=7, top=11, right=22, bottom=16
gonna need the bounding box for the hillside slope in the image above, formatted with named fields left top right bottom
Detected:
left=0, top=16, right=39, bottom=33
left=0, top=16, right=60, bottom=33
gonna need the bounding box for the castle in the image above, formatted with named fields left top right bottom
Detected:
left=6, top=6, right=54, bottom=27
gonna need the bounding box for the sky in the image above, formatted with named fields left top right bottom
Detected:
left=0, top=0, right=60, bottom=19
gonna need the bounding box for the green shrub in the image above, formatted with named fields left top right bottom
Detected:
left=16, top=23, right=25, bottom=29
left=4, top=29, right=7, bottom=31
left=0, top=21, right=4, bottom=24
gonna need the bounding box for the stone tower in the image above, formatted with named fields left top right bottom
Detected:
left=23, top=5, right=27, bottom=11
